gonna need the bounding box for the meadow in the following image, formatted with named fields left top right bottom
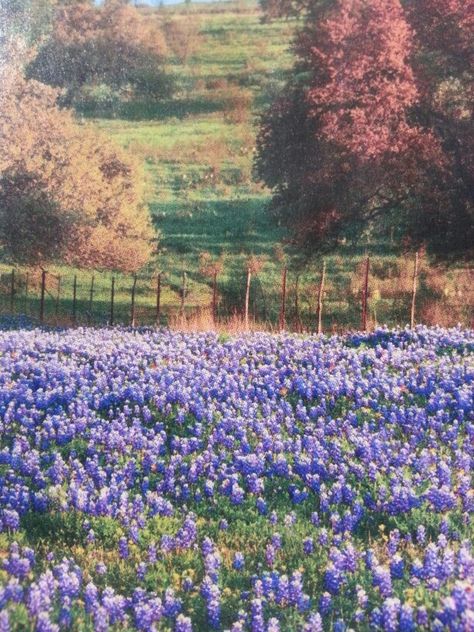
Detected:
left=1, top=1, right=471, bottom=330
left=0, top=324, right=473, bottom=630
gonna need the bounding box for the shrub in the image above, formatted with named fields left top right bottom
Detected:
left=0, top=67, right=153, bottom=272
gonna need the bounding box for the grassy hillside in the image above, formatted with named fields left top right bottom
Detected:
left=1, top=1, right=472, bottom=329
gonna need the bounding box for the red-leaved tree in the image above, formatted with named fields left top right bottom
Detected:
left=256, top=0, right=474, bottom=260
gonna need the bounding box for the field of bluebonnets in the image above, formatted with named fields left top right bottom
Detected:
left=0, top=324, right=473, bottom=631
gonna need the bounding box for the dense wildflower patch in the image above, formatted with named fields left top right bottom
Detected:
left=0, top=326, right=473, bottom=631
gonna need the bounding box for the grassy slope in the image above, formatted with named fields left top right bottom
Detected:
left=1, top=1, right=472, bottom=329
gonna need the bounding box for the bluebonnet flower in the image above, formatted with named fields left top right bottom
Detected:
left=323, top=565, right=344, bottom=595
left=373, top=565, right=392, bottom=598
left=267, top=618, right=280, bottom=632
left=256, top=497, right=268, bottom=515
left=382, top=598, right=400, bottom=632
left=0, top=326, right=472, bottom=630
left=137, top=562, right=147, bottom=581
left=180, top=576, right=192, bottom=593
left=265, top=544, right=276, bottom=567
left=161, top=534, right=175, bottom=554
left=318, top=529, right=329, bottom=546
left=36, top=612, right=59, bottom=632
left=319, top=592, right=332, bottom=615
left=416, top=607, right=429, bottom=626
left=0, top=612, right=9, bottom=632
left=250, top=598, right=265, bottom=632
left=399, top=604, right=416, bottom=632
left=233, top=552, right=245, bottom=571
left=304, top=612, right=322, bottom=631
left=175, top=614, right=193, bottom=631
left=271, top=533, right=282, bottom=549
left=390, top=554, right=405, bottom=580
left=84, top=582, right=98, bottom=613
left=118, top=537, right=129, bottom=560
left=416, top=525, right=426, bottom=545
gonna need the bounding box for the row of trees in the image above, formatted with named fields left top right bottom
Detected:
left=256, top=0, right=474, bottom=261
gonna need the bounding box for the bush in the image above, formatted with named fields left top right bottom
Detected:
left=27, top=1, right=172, bottom=105
left=221, top=87, right=253, bottom=124
left=0, top=67, right=153, bottom=272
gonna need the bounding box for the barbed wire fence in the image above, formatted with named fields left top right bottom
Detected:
left=0, top=253, right=472, bottom=332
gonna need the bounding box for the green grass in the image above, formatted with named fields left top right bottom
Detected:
left=2, top=0, right=472, bottom=330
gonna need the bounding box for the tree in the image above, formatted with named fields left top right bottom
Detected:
left=0, top=66, right=154, bottom=271
left=163, top=17, right=202, bottom=64
left=256, top=0, right=474, bottom=260
left=27, top=0, right=172, bottom=104
left=405, top=0, right=474, bottom=258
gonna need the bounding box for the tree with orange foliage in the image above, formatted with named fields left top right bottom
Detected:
left=256, top=0, right=474, bottom=260
left=27, top=0, right=172, bottom=104
left=0, top=66, right=154, bottom=271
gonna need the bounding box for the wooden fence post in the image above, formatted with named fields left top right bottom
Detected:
left=110, top=276, right=115, bottom=326
left=156, top=272, right=162, bottom=326
left=72, top=274, right=77, bottom=325
left=88, top=275, right=95, bottom=325
left=316, top=260, right=326, bottom=335
left=24, top=272, right=29, bottom=315
left=244, top=267, right=251, bottom=330
left=39, top=270, right=46, bottom=324
left=10, top=269, right=15, bottom=314
left=130, top=274, right=137, bottom=327
left=294, top=274, right=302, bottom=332
left=212, top=271, right=218, bottom=324
left=361, top=256, right=370, bottom=332
left=279, top=266, right=287, bottom=331
left=410, top=250, right=419, bottom=329
left=55, top=275, right=61, bottom=319
left=180, top=271, right=187, bottom=322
